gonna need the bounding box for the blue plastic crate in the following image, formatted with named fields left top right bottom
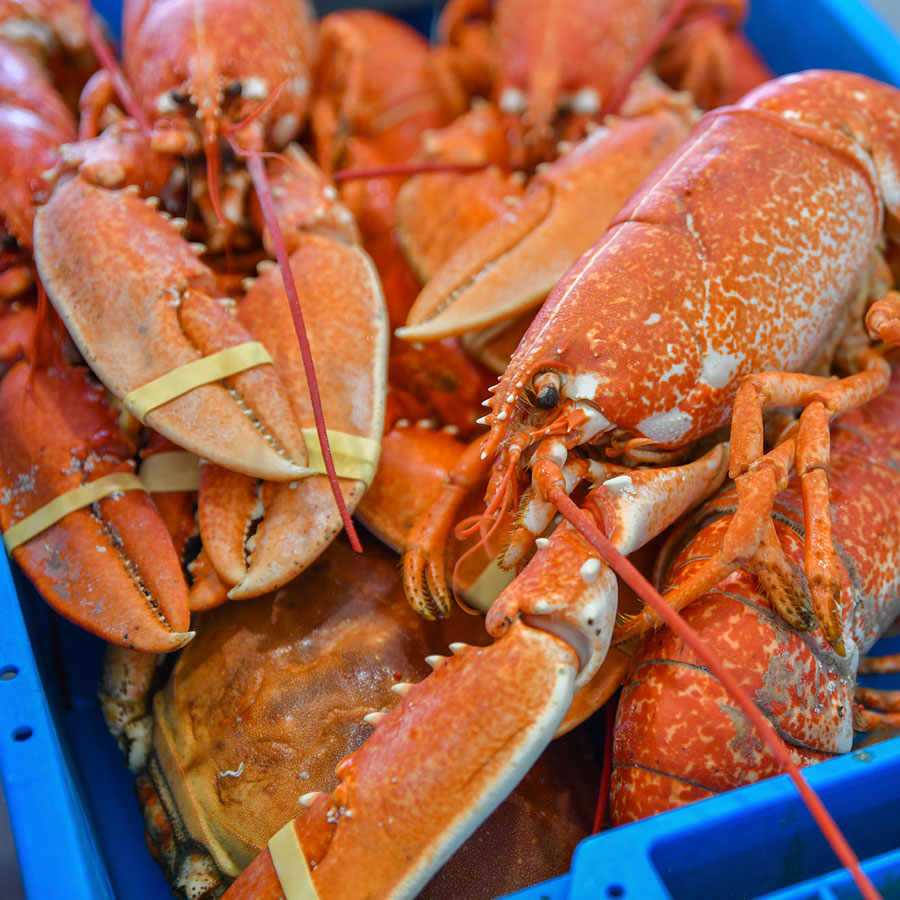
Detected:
left=3, top=1, right=900, bottom=899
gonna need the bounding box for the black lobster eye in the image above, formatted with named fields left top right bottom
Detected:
left=537, top=384, right=559, bottom=409
left=225, top=81, right=242, bottom=99
left=533, top=371, right=562, bottom=409
left=170, top=89, right=187, bottom=105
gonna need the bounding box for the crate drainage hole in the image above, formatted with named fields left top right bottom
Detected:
left=606, top=887, right=625, bottom=898
left=0, top=665, right=18, bottom=680
left=11, top=726, right=32, bottom=742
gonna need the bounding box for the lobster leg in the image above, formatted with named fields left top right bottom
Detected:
left=613, top=437, right=800, bottom=643
left=859, top=653, right=900, bottom=675
left=616, top=352, right=892, bottom=651
left=732, top=354, right=891, bottom=650
left=402, top=434, right=495, bottom=619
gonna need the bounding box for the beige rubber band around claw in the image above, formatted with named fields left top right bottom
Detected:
left=122, top=341, right=273, bottom=423
left=2, top=473, right=145, bottom=554
left=135, top=430, right=378, bottom=492
left=268, top=820, right=320, bottom=900
left=138, top=452, right=201, bottom=492
left=301, top=427, right=380, bottom=486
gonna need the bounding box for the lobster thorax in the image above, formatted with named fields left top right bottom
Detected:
left=315, top=9, right=451, bottom=169
left=0, top=37, right=74, bottom=247
left=484, top=71, right=892, bottom=469
left=492, top=0, right=668, bottom=124
left=122, top=0, right=318, bottom=152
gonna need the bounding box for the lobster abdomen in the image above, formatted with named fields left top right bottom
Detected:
left=610, top=363, right=900, bottom=824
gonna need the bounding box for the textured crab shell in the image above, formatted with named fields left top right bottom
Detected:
left=145, top=536, right=490, bottom=885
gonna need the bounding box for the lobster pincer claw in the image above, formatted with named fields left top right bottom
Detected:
left=0, top=363, right=192, bottom=653
left=396, top=101, right=693, bottom=343
left=222, top=621, right=578, bottom=900
left=34, top=175, right=314, bottom=483
left=197, top=232, right=389, bottom=599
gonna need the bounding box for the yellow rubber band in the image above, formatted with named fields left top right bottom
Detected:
left=301, top=427, right=380, bottom=486
left=2, top=473, right=145, bottom=554
left=138, top=452, right=201, bottom=493
left=268, top=820, right=320, bottom=900
left=122, top=342, right=273, bottom=423
left=130, top=428, right=378, bottom=496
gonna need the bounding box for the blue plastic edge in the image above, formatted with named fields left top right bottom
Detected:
left=0, top=552, right=113, bottom=899
left=3, top=1, right=900, bottom=900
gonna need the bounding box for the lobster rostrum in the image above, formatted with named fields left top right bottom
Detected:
left=611, top=358, right=900, bottom=824
left=405, top=70, right=900, bottom=664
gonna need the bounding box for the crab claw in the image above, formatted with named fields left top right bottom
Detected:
left=198, top=232, right=388, bottom=599
left=0, top=364, right=192, bottom=652
left=396, top=105, right=692, bottom=343
left=34, top=176, right=313, bottom=482
left=223, top=621, right=578, bottom=900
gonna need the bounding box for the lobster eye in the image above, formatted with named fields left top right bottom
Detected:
left=534, top=371, right=561, bottom=409
left=225, top=81, right=242, bottom=99
left=170, top=89, right=187, bottom=105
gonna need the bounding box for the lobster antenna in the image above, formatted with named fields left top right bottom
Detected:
left=548, top=488, right=882, bottom=900
left=78, top=0, right=150, bottom=131
left=246, top=153, right=362, bottom=552
left=602, top=0, right=692, bottom=116
left=591, top=699, right=616, bottom=834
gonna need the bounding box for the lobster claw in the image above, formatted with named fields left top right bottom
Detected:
left=0, top=363, right=192, bottom=652
left=224, top=620, right=579, bottom=900
left=396, top=102, right=693, bottom=343
left=197, top=232, right=389, bottom=599
left=34, top=175, right=314, bottom=483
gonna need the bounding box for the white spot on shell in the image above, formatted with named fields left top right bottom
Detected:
left=241, top=77, right=268, bottom=100
left=570, top=87, right=600, bottom=115
left=638, top=409, right=693, bottom=444
left=699, top=347, right=742, bottom=390
left=499, top=87, right=527, bottom=114
left=272, top=113, right=300, bottom=147
left=562, top=373, right=602, bottom=400
left=580, top=558, right=602, bottom=584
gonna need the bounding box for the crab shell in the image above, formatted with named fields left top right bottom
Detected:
left=140, top=535, right=490, bottom=894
